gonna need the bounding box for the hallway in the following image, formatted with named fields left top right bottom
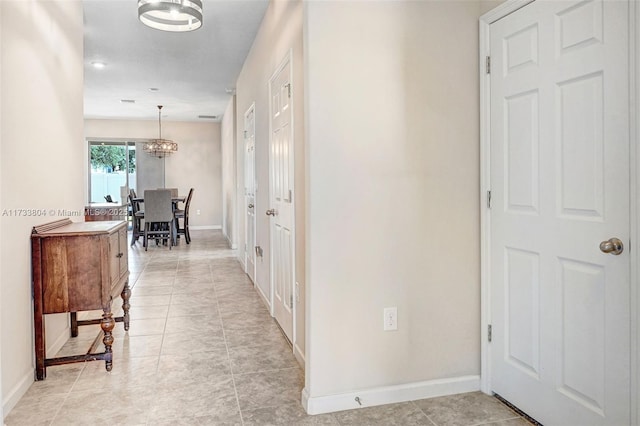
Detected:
left=5, top=230, right=528, bottom=425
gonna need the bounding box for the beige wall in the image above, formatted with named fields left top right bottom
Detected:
left=234, top=0, right=305, bottom=360
left=480, top=0, right=506, bottom=15
left=84, top=119, right=222, bottom=228
left=304, top=0, right=482, bottom=401
left=221, top=96, right=237, bottom=248
left=1, top=0, right=84, bottom=415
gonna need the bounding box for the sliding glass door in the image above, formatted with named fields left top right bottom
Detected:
left=88, top=141, right=136, bottom=203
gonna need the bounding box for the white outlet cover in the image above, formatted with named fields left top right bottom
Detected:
left=383, top=307, right=398, bottom=331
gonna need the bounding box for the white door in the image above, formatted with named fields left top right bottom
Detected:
left=489, top=1, right=630, bottom=425
left=268, top=54, right=294, bottom=342
left=244, top=104, right=256, bottom=284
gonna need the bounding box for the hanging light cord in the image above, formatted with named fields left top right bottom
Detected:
left=157, top=105, right=163, bottom=140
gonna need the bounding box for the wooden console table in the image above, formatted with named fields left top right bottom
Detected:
left=84, top=202, right=128, bottom=222
left=31, top=219, right=131, bottom=380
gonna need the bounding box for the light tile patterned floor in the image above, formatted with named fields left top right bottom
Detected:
left=5, top=230, right=532, bottom=425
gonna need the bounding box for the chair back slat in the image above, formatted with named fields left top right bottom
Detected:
left=185, top=188, right=194, bottom=213
left=129, top=194, right=138, bottom=215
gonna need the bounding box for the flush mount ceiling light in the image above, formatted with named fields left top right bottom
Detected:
left=143, top=105, right=178, bottom=158
left=138, top=0, right=203, bottom=32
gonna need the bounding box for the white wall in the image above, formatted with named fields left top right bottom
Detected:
left=304, top=0, right=482, bottom=411
left=234, top=0, right=305, bottom=360
left=84, top=119, right=222, bottom=228
left=0, top=3, right=4, bottom=421
left=1, top=0, right=84, bottom=416
left=221, top=96, right=237, bottom=249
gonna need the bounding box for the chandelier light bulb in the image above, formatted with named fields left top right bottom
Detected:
left=143, top=105, right=178, bottom=158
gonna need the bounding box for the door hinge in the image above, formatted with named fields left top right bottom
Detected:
left=289, top=294, right=293, bottom=309
left=486, top=56, right=491, bottom=74
left=244, top=130, right=248, bottom=138
left=487, top=190, right=492, bottom=209
left=488, top=324, right=492, bottom=342
left=285, top=83, right=291, bottom=98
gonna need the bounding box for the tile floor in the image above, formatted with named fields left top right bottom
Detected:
left=5, top=230, right=532, bottom=425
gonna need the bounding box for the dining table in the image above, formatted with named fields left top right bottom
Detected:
left=131, top=195, right=186, bottom=245
left=132, top=196, right=186, bottom=205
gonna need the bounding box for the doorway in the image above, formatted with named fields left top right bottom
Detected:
left=480, top=0, right=636, bottom=424
left=244, top=103, right=257, bottom=284
left=268, top=51, right=295, bottom=343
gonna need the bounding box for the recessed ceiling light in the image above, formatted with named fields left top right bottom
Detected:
left=120, top=99, right=136, bottom=104
left=149, top=88, right=159, bottom=92
left=91, top=61, right=106, bottom=69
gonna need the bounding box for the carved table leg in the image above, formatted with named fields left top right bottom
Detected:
left=34, top=309, right=46, bottom=380
left=121, top=281, right=131, bottom=331
left=100, top=310, right=115, bottom=371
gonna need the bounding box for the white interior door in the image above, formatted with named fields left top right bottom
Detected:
left=489, top=1, right=630, bottom=425
left=268, top=54, right=294, bottom=342
left=244, top=104, right=256, bottom=284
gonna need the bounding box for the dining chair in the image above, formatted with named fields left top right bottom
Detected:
left=142, top=189, right=174, bottom=251
left=129, top=189, right=144, bottom=246
left=174, top=187, right=194, bottom=244
left=159, top=187, right=179, bottom=198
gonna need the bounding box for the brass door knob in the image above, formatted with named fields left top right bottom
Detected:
left=248, top=204, right=254, bottom=209
left=266, top=209, right=277, bottom=216
left=599, top=237, right=623, bottom=255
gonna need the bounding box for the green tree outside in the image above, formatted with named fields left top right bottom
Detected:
left=90, top=145, right=136, bottom=173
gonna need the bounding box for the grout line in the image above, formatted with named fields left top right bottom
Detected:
left=493, top=394, right=542, bottom=425
left=140, top=248, right=171, bottom=426
left=470, top=416, right=524, bottom=426
left=407, top=401, right=438, bottom=426
left=47, top=361, right=88, bottom=425
left=210, top=262, right=245, bottom=426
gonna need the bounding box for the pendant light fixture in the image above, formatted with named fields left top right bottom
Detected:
left=138, top=0, right=203, bottom=32
left=143, top=105, right=178, bottom=158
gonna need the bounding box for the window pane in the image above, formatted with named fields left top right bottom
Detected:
left=89, top=142, right=133, bottom=203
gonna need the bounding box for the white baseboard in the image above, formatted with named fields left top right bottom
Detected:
left=223, top=232, right=237, bottom=249
left=255, top=283, right=271, bottom=311
left=190, top=225, right=222, bottom=230
left=2, top=370, right=33, bottom=418
left=302, top=375, right=480, bottom=415
left=294, top=342, right=305, bottom=369
left=46, top=326, right=69, bottom=359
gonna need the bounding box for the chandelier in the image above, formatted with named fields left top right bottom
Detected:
left=138, top=0, right=203, bottom=32
left=143, top=105, right=178, bottom=158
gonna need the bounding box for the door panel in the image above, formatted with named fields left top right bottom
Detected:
left=269, top=55, right=294, bottom=342
left=489, top=1, right=630, bottom=424
left=244, top=105, right=256, bottom=284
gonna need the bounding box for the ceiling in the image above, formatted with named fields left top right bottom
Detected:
left=83, top=0, right=269, bottom=122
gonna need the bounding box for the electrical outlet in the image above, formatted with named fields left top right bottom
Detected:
left=383, top=307, right=397, bottom=331
left=196, top=209, right=201, bottom=215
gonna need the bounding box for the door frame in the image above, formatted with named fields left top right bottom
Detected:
left=244, top=102, right=257, bottom=284
left=479, top=1, right=639, bottom=424
left=267, top=49, right=297, bottom=344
